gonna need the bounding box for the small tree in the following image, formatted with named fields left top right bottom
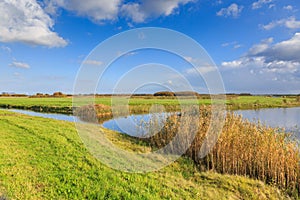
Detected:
left=52, top=92, right=66, bottom=97
left=154, top=91, right=175, bottom=96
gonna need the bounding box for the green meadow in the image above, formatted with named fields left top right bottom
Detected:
left=0, top=95, right=299, bottom=114
left=0, top=95, right=300, bottom=199
left=0, top=110, right=290, bottom=199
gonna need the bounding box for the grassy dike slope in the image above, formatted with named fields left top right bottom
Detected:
left=0, top=110, right=289, bottom=199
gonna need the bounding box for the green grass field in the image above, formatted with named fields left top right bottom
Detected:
left=0, top=95, right=299, bottom=114
left=0, top=110, right=290, bottom=199
left=226, top=95, right=300, bottom=109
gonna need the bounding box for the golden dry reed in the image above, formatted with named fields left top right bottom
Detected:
left=146, top=106, right=300, bottom=197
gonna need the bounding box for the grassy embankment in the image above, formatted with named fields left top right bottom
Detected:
left=0, top=110, right=289, bottom=199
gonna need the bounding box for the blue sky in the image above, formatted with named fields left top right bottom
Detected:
left=0, top=0, right=300, bottom=94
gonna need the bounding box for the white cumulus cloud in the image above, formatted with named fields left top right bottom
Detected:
left=283, top=5, right=293, bottom=11
left=248, top=38, right=273, bottom=55
left=1, top=0, right=197, bottom=47
left=121, top=3, right=146, bottom=23
left=221, top=33, right=300, bottom=74
left=46, top=0, right=195, bottom=23
left=0, top=0, right=67, bottom=48
left=120, top=0, right=194, bottom=23
left=262, top=16, right=300, bottom=30
left=9, top=61, right=30, bottom=69
left=252, top=0, right=273, bottom=10
left=46, top=0, right=122, bottom=22
left=216, top=3, right=243, bottom=18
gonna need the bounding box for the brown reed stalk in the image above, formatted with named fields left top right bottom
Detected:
left=145, top=106, right=300, bottom=197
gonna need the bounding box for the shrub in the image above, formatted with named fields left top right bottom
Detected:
left=174, top=91, right=199, bottom=96
left=154, top=91, right=175, bottom=96
left=52, top=92, right=66, bottom=97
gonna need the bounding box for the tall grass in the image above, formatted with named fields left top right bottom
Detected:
left=145, top=106, right=300, bottom=197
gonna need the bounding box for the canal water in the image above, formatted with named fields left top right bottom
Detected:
left=234, top=107, right=300, bottom=136
left=2, top=107, right=300, bottom=138
left=1, top=109, right=78, bottom=122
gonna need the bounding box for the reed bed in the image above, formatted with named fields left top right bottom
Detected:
left=145, top=106, right=300, bottom=197
left=74, top=104, right=181, bottom=123
left=75, top=104, right=299, bottom=197
left=74, top=104, right=112, bottom=123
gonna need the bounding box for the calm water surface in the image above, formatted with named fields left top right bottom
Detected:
left=234, top=107, right=300, bottom=138
left=104, top=107, right=300, bottom=137
left=1, top=109, right=79, bottom=122
left=3, top=107, right=300, bottom=138
left=102, top=113, right=170, bottom=137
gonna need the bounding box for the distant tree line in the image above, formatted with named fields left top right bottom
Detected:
left=0, top=92, right=27, bottom=97
left=30, top=92, right=70, bottom=98
left=153, top=91, right=200, bottom=97
left=0, top=92, right=71, bottom=98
